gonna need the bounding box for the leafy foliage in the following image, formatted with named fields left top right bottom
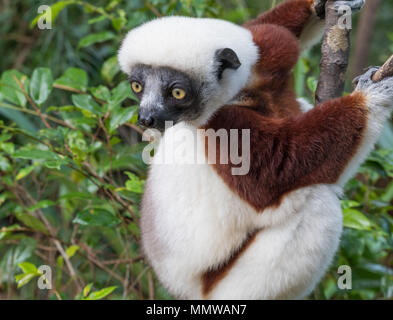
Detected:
left=0, top=0, right=393, bottom=300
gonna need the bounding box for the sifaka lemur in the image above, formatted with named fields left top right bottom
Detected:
left=118, top=0, right=393, bottom=299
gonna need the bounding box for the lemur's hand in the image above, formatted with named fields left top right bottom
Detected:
left=354, top=67, right=393, bottom=109
left=314, top=0, right=366, bottom=19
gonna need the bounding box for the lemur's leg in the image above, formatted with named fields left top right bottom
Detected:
left=244, top=0, right=365, bottom=51
left=206, top=69, right=393, bottom=212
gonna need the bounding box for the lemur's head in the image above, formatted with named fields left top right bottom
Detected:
left=118, top=16, right=258, bottom=131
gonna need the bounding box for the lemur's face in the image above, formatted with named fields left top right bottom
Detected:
left=118, top=17, right=260, bottom=130
left=129, top=48, right=242, bottom=131
left=129, top=64, right=203, bottom=131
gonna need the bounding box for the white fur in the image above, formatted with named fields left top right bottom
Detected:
left=297, top=97, right=314, bottom=112
left=141, top=123, right=343, bottom=299
left=118, top=16, right=259, bottom=125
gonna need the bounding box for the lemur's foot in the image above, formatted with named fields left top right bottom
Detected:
left=355, top=67, right=393, bottom=109
left=314, top=0, right=365, bottom=18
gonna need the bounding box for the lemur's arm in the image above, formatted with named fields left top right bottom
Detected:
left=245, top=0, right=364, bottom=51
left=244, top=0, right=324, bottom=50
left=244, top=0, right=317, bottom=37
left=206, top=68, right=393, bottom=212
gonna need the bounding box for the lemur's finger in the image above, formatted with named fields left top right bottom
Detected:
left=332, top=0, right=366, bottom=12
left=353, top=66, right=380, bottom=86
left=355, top=67, right=380, bottom=90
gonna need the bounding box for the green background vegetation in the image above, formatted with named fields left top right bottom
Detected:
left=0, top=0, right=393, bottom=300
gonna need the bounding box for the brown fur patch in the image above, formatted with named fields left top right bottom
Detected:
left=202, top=92, right=368, bottom=212
left=201, top=229, right=261, bottom=297
left=237, top=23, right=302, bottom=118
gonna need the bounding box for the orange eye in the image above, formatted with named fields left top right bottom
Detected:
left=131, top=81, right=143, bottom=93
left=172, top=88, right=186, bottom=100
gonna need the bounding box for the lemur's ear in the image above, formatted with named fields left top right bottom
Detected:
left=215, top=48, right=241, bottom=80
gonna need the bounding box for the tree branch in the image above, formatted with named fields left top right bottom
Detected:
left=372, top=55, right=393, bottom=83
left=316, top=0, right=351, bottom=104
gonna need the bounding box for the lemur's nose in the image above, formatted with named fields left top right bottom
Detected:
left=138, top=111, right=156, bottom=128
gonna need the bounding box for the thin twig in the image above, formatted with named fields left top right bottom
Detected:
left=0, top=101, right=77, bottom=130
left=145, top=1, right=163, bottom=17
left=78, top=243, right=125, bottom=283
left=124, top=122, right=144, bottom=135
left=53, top=239, right=83, bottom=291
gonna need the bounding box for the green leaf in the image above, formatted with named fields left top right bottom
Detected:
left=307, top=76, right=318, bottom=94
left=88, top=15, right=107, bottom=25
left=343, top=208, right=373, bottom=231
left=59, top=192, right=95, bottom=201
left=90, top=85, right=111, bottom=101
left=30, top=1, right=75, bottom=28
left=83, top=283, right=93, bottom=298
left=382, top=180, right=393, bottom=203
left=109, top=106, right=136, bottom=132
left=14, top=212, right=49, bottom=234
left=0, top=132, right=12, bottom=142
left=0, top=141, right=14, bottom=154
left=18, top=261, right=38, bottom=274
left=124, top=171, right=145, bottom=194
left=56, top=255, right=64, bottom=289
left=54, top=68, right=88, bottom=93
left=15, top=165, right=36, bottom=181
left=29, top=68, right=53, bottom=105
left=0, top=155, right=11, bottom=172
left=65, top=245, right=79, bottom=258
left=15, top=273, right=38, bottom=288
left=0, top=107, right=37, bottom=133
left=112, top=9, right=126, bottom=31
left=44, top=159, right=64, bottom=170
left=340, top=200, right=361, bottom=210
left=0, top=70, right=29, bottom=107
left=84, top=286, right=117, bottom=300
left=101, top=56, right=120, bottom=85
left=72, top=94, right=103, bottom=116
left=13, top=149, right=63, bottom=161
left=110, top=81, right=134, bottom=105
left=39, top=127, right=67, bottom=144
left=28, top=200, right=56, bottom=211
left=73, top=209, right=120, bottom=227
left=78, top=31, right=115, bottom=49
left=66, top=130, right=88, bottom=162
